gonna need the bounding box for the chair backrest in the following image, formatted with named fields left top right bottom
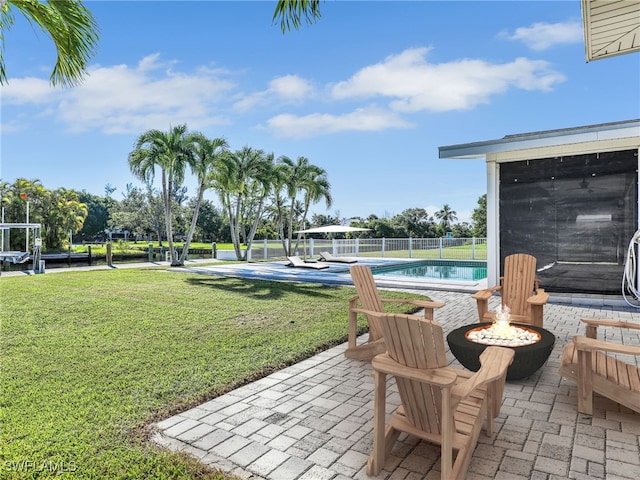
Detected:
left=350, top=265, right=385, bottom=340
left=378, top=313, right=448, bottom=434
left=288, top=256, right=302, bottom=266
left=350, top=265, right=384, bottom=311
left=319, top=252, right=332, bottom=261
left=501, top=253, right=537, bottom=318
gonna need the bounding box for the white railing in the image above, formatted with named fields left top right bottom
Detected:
left=246, top=237, right=487, bottom=261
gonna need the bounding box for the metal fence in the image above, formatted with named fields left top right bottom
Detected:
left=242, top=237, right=487, bottom=261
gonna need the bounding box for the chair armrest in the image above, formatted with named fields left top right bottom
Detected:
left=350, top=307, right=376, bottom=316
left=350, top=307, right=431, bottom=321
left=579, top=318, right=640, bottom=339
left=451, top=346, right=514, bottom=403
left=471, top=286, right=500, bottom=301
left=380, top=298, right=445, bottom=310
left=573, top=336, right=640, bottom=356
left=371, top=353, right=457, bottom=386
left=527, top=289, right=549, bottom=306
left=580, top=318, right=640, bottom=331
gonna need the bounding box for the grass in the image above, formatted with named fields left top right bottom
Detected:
left=0, top=267, right=428, bottom=479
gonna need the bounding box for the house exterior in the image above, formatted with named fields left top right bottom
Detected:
left=439, top=119, right=640, bottom=295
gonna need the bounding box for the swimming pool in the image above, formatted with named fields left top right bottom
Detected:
left=372, top=260, right=487, bottom=281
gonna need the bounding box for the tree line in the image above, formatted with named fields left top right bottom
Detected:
left=1, top=122, right=487, bottom=265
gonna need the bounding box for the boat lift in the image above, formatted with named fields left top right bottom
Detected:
left=0, top=223, right=44, bottom=273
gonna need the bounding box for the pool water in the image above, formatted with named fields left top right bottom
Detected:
left=372, top=260, right=487, bottom=281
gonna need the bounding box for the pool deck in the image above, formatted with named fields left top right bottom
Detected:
left=180, top=257, right=489, bottom=294
left=153, top=259, right=640, bottom=480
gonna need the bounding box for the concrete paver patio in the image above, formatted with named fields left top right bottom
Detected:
left=153, top=288, right=640, bottom=480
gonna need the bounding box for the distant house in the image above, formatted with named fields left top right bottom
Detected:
left=439, top=119, right=640, bottom=295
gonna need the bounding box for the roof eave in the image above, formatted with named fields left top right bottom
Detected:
left=439, top=119, right=640, bottom=160
left=582, top=0, right=640, bottom=62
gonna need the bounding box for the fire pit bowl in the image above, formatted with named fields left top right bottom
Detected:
left=447, top=322, right=555, bottom=381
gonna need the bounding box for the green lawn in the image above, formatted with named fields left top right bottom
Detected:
left=0, top=268, right=427, bottom=479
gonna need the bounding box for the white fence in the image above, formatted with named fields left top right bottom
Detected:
left=243, top=237, right=487, bottom=261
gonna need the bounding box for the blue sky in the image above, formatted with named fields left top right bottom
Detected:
left=2, top=1, right=639, bottom=223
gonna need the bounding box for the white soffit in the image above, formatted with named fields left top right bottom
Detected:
left=582, top=0, right=640, bottom=61
left=438, top=120, right=640, bottom=160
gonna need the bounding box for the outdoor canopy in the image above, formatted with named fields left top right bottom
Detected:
left=295, top=225, right=370, bottom=234
left=295, top=225, right=370, bottom=260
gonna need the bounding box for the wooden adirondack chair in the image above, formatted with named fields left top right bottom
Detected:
left=472, top=253, right=549, bottom=327
left=346, top=265, right=445, bottom=360
left=558, top=318, right=640, bottom=415
left=366, top=312, right=514, bottom=479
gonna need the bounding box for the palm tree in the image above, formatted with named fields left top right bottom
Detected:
left=297, top=161, right=331, bottom=249
left=276, top=156, right=309, bottom=254
left=1, top=0, right=99, bottom=86
left=273, top=0, right=322, bottom=32
left=273, top=156, right=331, bottom=255
left=211, top=147, right=274, bottom=261
left=41, top=187, right=87, bottom=250
left=435, top=203, right=458, bottom=233
left=128, top=125, right=195, bottom=266
left=178, top=133, right=228, bottom=265
left=301, top=165, right=331, bottom=216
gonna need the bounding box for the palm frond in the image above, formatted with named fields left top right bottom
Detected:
left=273, top=0, right=322, bottom=33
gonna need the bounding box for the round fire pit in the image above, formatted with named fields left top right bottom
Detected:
left=447, top=322, right=555, bottom=381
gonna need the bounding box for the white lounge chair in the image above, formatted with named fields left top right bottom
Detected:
left=319, top=252, right=358, bottom=263
left=286, top=256, right=330, bottom=270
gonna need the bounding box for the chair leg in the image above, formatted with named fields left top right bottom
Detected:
left=487, top=372, right=507, bottom=420
left=347, top=299, right=358, bottom=351
left=577, top=350, right=594, bottom=415
left=485, top=385, right=495, bottom=437
left=476, top=298, right=488, bottom=323
left=441, top=387, right=453, bottom=480
left=530, top=304, right=544, bottom=328
left=367, top=370, right=387, bottom=475
left=422, top=307, right=434, bottom=321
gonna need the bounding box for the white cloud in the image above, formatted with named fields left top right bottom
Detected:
left=233, top=74, right=314, bottom=112
left=3, top=54, right=236, bottom=135
left=270, top=75, right=313, bottom=99
left=1, top=76, right=63, bottom=105
left=2, top=45, right=569, bottom=140
left=264, top=105, right=412, bottom=138
left=331, top=47, right=566, bottom=112
left=59, top=55, right=236, bottom=134
left=500, top=20, right=583, bottom=51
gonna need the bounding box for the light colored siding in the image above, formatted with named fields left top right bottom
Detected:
left=583, top=0, right=640, bottom=61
